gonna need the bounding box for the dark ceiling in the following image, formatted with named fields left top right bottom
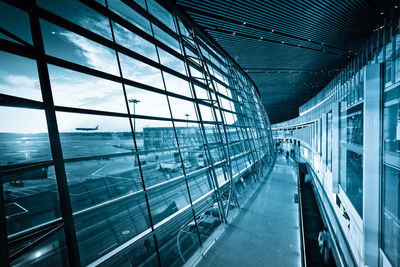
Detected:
left=174, top=0, right=397, bottom=124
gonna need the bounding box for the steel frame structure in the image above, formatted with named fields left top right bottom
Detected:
left=0, top=0, right=274, bottom=266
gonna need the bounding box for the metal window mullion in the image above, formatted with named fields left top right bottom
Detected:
left=175, top=17, right=227, bottom=224
left=105, top=1, right=161, bottom=265
left=191, top=31, right=240, bottom=215
left=228, top=66, right=260, bottom=180
left=28, top=1, right=81, bottom=266
left=149, top=9, right=203, bottom=249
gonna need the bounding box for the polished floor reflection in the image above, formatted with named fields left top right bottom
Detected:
left=197, top=155, right=301, bottom=267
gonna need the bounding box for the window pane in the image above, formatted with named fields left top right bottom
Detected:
left=125, top=85, right=170, bottom=118
left=152, top=25, right=180, bottom=52
left=140, top=119, right=184, bottom=187
left=118, top=53, right=164, bottom=89
left=73, top=192, right=150, bottom=265
left=112, top=21, right=158, bottom=62
left=382, top=164, right=400, bottom=266
left=163, top=72, right=191, bottom=97
left=158, top=48, right=186, bottom=75
left=327, top=111, right=332, bottom=170
left=192, top=194, right=221, bottom=243
left=155, top=209, right=199, bottom=266
left=0, top=51, right=42, bottom=101
left=49, top=65, right=127, bottom=113
left=0, top=1, right=32, bottom=44
left=0, top=107, right=51, bottom=165
left=383, top=85, right=400, bottom=154
left=4, top=166, right=61, bottom=236
left=56, top=112, right=133, bottom=159
left=38, top=0, right=113, bottom=40
left=339, top=148, right=363, bottom=217
left=41, top=20, right=119, bottom=76
left=10, top=229, right=69, bottom=266
left=96, top=232, right=158, bottom=267
left=174, top=121, right=205, bottom=174
left=146, top=0, right=176, bottom=31
left=107, top=0, right=152, bottom=35
left=340, top=103, right=363, bottom=146
left=168, top=97, right=196, bottom=120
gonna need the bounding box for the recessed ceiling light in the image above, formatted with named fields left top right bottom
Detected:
left=243, top=22, right=246, bottom=25
left=381, top=12, right=384, bottom=15
left=271, top=30, right=274, bottom=32
left=232, top=32, right=236, bottom=35
left=282, top=41, right=285, bottom=43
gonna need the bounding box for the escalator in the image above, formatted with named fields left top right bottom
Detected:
left=298, top=163, right=336, bottom=267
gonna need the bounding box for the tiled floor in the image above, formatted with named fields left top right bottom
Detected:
left=196, top=155, right=301, bottom=267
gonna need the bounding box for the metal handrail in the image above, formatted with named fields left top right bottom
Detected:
left=297, top=165, right=307, bottom=267
left=307, top=164, right=357, bottom=267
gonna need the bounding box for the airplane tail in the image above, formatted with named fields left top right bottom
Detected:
left=95, top=125, right=99, bottom=130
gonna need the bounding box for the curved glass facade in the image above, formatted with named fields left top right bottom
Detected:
left=0, top=0, right=274, bottom=266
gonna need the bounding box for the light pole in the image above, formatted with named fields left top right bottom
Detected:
left=129, top=99, right=140, bottom=132
left=184, top=114, right=190, bottom=128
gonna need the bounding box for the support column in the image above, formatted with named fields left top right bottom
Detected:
left=363, top=63, right=382, bottom=267
left=332, top=102, right=340, bottom=193
left=322, top=113, right=327, bottom=166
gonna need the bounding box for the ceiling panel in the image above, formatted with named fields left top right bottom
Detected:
left=175, top=0, right=397, bottom=123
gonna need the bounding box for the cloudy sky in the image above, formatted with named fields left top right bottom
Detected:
left=0, top=0, right=235, bottom=133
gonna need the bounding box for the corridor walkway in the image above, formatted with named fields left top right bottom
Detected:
left=196, top=155, right=301, bottom=266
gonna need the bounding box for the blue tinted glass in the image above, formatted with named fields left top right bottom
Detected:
left=41, top=20, right=119, bottom=76
left=0, top=51, right=42, bottom=101
left=0, top=2, right=32, bottom=44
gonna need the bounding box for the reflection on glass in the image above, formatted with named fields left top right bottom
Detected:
left=40, top=20, right=119, bottom=76
left=152, top=24, right=180, bottom=52
left=192, top=194, right=221, bottom=243
left=4, top=166, right=61, bottom=236
left=10, top=229, right=69, bottom=267
left=38, top=0, right=112, bottom=40
left=340, top=102, right=363, bottom=145
left=146, top=0, right=176, bottom=31
left=158, top=48, right=186, bottom=75
left=118, top=52, right=164, bottom=89
left=97, top=232, right=158, bottom=267
left=74, top=192, right=149, bottom=265
left=327, top=111, right=332, bottom=170
left=339, top=148, right=363, bottom=217
left=107, top=0, right=152, bottom=35
left=155, top=209, right=199, bottom=266
left=382, top=164, right=400, bottom=267
left=383, top=85, right=400, bottom=154
left=112, top=21, right=158, bottom=62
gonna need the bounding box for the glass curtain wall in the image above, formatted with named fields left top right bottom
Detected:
left=0, top=0, right=274, bottom=266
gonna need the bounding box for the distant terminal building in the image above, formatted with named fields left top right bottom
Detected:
left=143, top=126, right=203, bottom=151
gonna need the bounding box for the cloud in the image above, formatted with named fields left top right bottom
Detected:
left=0, top=74, right=41, bottom=101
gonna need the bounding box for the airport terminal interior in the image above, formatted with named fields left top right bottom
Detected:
left=0, top=0, right=399, bottom=266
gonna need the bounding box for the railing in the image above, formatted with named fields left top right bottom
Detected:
left=297, top=164, right=307, bottom=267
left=306, top=164, right=357, bottom=267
